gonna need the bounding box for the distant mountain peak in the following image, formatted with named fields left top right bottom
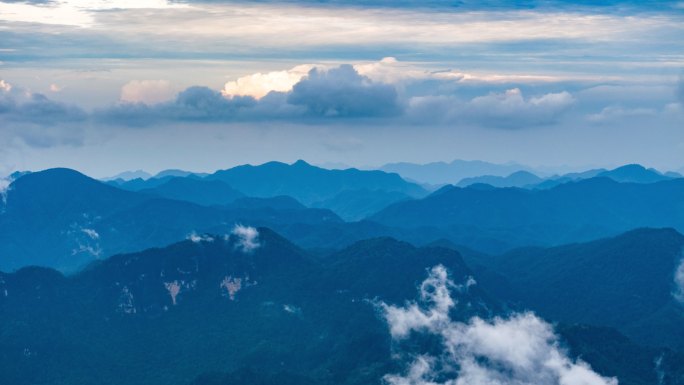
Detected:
left=597, top=164, right=668, bottom=183
left=103, top=169, right=151, bottom=181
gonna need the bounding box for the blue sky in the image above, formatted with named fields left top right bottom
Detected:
left=0, top=0, right=683, bottom=176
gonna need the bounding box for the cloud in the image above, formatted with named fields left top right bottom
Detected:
left=120, top=80, right=174, bottom=104
left=173, top=86, right=257, bottom=120
left=99, top=63, right=400, bottom=124
left=222, top=65, right=314, bottom=99
left=0, top=80, right=12, bottom=93
left=287, top=64, right=401, bottom=117
left=674, top=257, right=684, bottom=303
left=587, top=105, right=656, bottom=123
left=97, top=86, right=257, bottom=125
left=381, top=265, right=617, bottom=385
left=14, top=93, right=87, bottom=125
left=231, top=224, right=260, bottom=253
left=407, top=88, right=575, bottom=129
left=81, top=228, right=100, bottom=240
left=678, top=77, right=684, bottom=105
left=0, top=60, right=598, bottom=135
left=187, top=232, right=214, bottom=243
left=0, top=177, right=11, bottom=207
left=465, top=88, right=575, bottom=128
left=0, top=0, right=186, bottom=27
left=0, top=79, right=87, bottom=147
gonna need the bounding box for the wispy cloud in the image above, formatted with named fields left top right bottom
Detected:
left=0, top=176, right=11, bottom=207
left=1, top=1, right=682, bottom=69
left=381, top=265, right=617, bottom=385
left=587, top=105, right=656, bottom=123
left=0, top=0, right=186, bottom=27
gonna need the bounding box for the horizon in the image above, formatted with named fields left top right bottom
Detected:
left=3, top=159, right=682, bottom=183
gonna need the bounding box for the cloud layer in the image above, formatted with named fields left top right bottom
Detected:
left=99, top=63, right=403, bottom=123
left=0, top=80, right=86, bottom=147
left=381, top=265, right=618, bottom=385
left=95, top=60, right=579, bottom=128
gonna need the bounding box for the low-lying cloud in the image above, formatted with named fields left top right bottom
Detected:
left=0, top=177, right=11, bottom=207
left=674, top=257, right=684, bottom=304
left=1, top=59, right=595, bottom=143
left=231, top=224, right=260, bottom=253
left=381, top=265, right=618, bottom=385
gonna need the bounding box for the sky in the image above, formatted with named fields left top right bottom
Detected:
left=0, top=0, right=683, bottom=177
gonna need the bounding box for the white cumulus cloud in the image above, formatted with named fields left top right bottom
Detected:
left=222, top=64, right=315, bottom=99
left=381, top=265, right=618, bottom=385
left=231, top=224, right=260, bottom=253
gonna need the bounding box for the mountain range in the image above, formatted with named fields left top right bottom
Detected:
left=379, top=160, right=682, bottom=187
left=380, top=159, right=537, bottom=185
left=108, top=160, right=427, bottom=221
left=456, top=164, right=678, bottom=189
left=3, top=160, right=684, bottom=385
left=1, top=227, right=683, bottom=385
left=0, top=228, right=491, bottom=385
left=4, top=162, right=684, bottom=272
left=453, top=228, right=684, bottom=351
left=371, top=176, right=684, bottom=251
left=0, top=169, right=340, bottom=272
